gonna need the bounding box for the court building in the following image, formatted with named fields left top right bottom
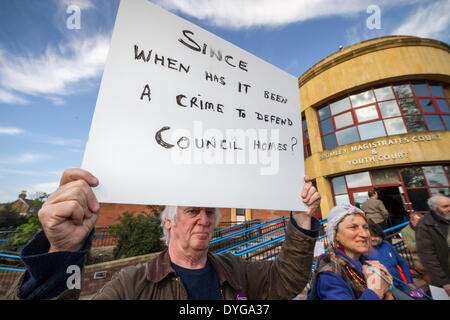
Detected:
left=236, top=35, right=450, bottom=223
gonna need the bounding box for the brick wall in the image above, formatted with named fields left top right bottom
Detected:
left=217, top=208, right=231, bottom=222
left=250, top=209, right=290, bottom=222
left=95, top=204, right=232, bottom=228
left=81, top=251, right=161, bottom=297
left=96, top=203, right=163, bottom=227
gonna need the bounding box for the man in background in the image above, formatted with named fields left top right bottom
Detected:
left=416, top=194, right=450, bottom=298
left=361, top=190, right=389, bottom=230
left=402, top=211, right=430, bottom=292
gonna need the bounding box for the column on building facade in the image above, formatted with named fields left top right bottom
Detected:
left=315, top=176, right=334, bottom=219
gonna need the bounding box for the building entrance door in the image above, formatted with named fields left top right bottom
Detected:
left=376, top=186, right=408, bottom=227
left=348, top=185, right=408, bottom=228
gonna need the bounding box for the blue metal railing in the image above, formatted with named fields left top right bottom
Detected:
left=211, top=217, right=288, bottom=244
left=382, top=221, right=409, bottom=233
left=233, top=219, right=412, bottom=264
left=214, top=226, right=287, bottom=254
left=234, top=234, right=285, bottom=257
left=209, top=217, right=288, bottom=254
left=213, top=219, right=264, bottom=239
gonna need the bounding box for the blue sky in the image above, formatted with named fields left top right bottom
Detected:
left=0, top=0, right=449, bottom=203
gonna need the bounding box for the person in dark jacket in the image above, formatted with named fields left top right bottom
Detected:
left=402, top=211, right=431, bottom=291
left=308, top=204, right=393, bottom=300
left=7, top=168, right=321, bottom=300
left=416, top=194, right=450, bottom=298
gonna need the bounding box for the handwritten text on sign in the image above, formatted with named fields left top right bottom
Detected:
left=82, top=0, right=305, bottom=211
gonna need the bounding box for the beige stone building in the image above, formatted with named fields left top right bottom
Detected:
left=231, top=35, right=450, bottom=224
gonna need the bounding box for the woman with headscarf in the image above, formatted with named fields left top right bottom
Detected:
left=308, top=204, right=393, bottom=300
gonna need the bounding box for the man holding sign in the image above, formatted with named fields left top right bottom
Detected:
left=7, top=0, right=320, bottom=300
left=7, top=168, right=320, bottom=300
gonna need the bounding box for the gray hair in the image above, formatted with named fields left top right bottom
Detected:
left=427, top=194, right=448, bottom=211
left=159, top=206, right=221, bottom=246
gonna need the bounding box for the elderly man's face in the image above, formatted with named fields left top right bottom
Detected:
left=435, top=196, right=450, bottom=216
left=168, top=207, right=216, bottom=253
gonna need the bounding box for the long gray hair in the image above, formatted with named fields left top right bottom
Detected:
left=159, top=206, right=222, bottom=246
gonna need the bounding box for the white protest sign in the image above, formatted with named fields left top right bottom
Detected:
left=82, top=0, right=306, bottom=211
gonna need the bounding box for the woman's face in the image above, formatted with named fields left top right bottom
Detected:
left=334, top=214, right=370, bottom=260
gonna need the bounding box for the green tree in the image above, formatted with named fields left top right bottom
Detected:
left=3, top=192, right=48, bottom=251
left=111, top=211, right=165, bottom=260
left=7, top=214, right=42, bottom=252
left=0, top=203, right=28, bottom=229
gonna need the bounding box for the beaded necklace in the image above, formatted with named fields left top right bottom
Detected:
left=344, top=264, right=367, bottom=291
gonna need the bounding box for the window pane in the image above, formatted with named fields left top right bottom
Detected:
left=400, top=167, right=426, bottom=187
left=350, top=90, right=375, bottom=108
left=384, top=117, right=407, bottom=135
left=346, top=172, right=372, bottom=188
left=374, top=86, right=395, bottom=101
left=334, top=111, right=354, bottom=129
left=320, top=118, right=334, bottom=135
left=419, top=98, right=435, bottom=113
left=436, top=99, right=450, bottom=113
left=399, top=98, right=420, bottom=115
left=323, top=133, right=337, bottom=150
left=422, top=166, right=449, bottom=186
left=443, top=115, right=450, bottom=129
left=394, top=84, right=413, bottom=98
left=358, top=121, right=386, bottom=140
left=335, top=194, right=350, bottom=206
left=430, top=187, right=450, bottom=197
left=318, top=105, right=330, bottom=120
left=379, top=100, right=401, bottom=118
left=353, top=192, right=369, bottom=207
left=302, top=118, right=307, bottom=130
left=355, top=105, right=379, bottom=122
left=424, top=115, right=445, bottom=131
left=332, top=176, right=347, bottom=194
left=430, top=85, right=445, bottom=97
left=406, top=189, right=430, bottom=212
left=370, top=168, right=401, bottom=185
left=412, top=83, right=430, bottom=96
left=336, top=127, right=359, bottom=146
left=330, top=97, right=351, bottom=115
left=405, top=115, right=427, bottom=132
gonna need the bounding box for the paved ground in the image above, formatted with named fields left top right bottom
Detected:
left=80, top=293, right=95, bottom=300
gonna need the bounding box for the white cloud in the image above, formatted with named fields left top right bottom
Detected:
left=0, top=190, right=18, bottom=203
left=0, top=88, right=29, bottom=105
left=0, top=35, right=110, bottom=101
left=0, top=168, right=53, bottom=177
left=0, top=153, right=48, bottom=164
left=15, top=153, right=47, bottom=163
left=60, top=0, right=95, bottom=11
left=153, top=0, right=414, bottom=29
left=26, top=182, right=59, bottom=195
left=47, top=137, right=85, bottom=148
left=0, top=127, right=25, bottom=135
left=392, top=0, right=450, bottom=39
